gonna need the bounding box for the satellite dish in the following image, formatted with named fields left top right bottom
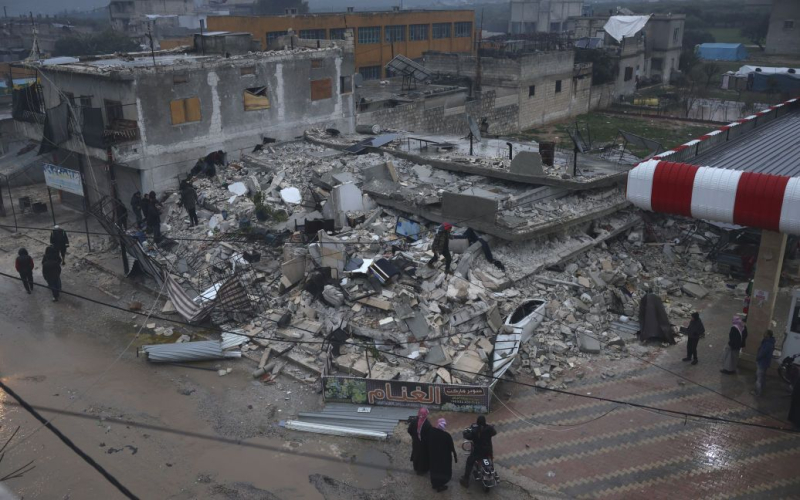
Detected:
left=467, top=115, right=482, bottom=143
left=354, top=73, right=364, bottom=88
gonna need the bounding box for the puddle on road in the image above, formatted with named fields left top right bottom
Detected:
left=350, top=448, right=391, bottom=489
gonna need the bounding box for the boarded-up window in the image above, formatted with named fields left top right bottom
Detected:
left=170, top=97, right=201, bottom=125
left=310, top=78, right=332, bottom=101
left=311, top=59, right=323, bottom=69
left=244, top=87, right=270, bottom=111
left=240, top=66, right=255, bottom=76
left=173, top=74, right=188, bottom=84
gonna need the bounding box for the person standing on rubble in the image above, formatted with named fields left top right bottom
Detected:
left=41, top=245, right=62, bottom=302
left=408, top=407, right=432, bottom=475
left=116, top=200, right=128, bottom=230
left=50, top=225, right=69, bottom=265
left=15, top=248, right=35, bottom=294
left=131, top=192, right=144, bottom=228
left=180, top=181, right=199, bottom=227
left=683, top=312, right=704, bottom=365
left=427, top=223, right=453, bottom=274
left=721, top=316, right=745, bottom=374
left=146, top=191, right=162, bottom=242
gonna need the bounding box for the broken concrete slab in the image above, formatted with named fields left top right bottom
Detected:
left=509, top=151, right=544, bottom=176
left=441, top=192, right=498, bottom=226
left=425, top=344, right=452, bottom=366
left=281, top=256, right=306, bottom=286
left=436, top=367, right=452, bottom=384
left=578, top=331, right=602, bottom=354
left=404, top=311, right=431, bottom=340
left=452, top=350, right=486, bottom=382
left=362, top=161, right=399, bottom=183
left=681, top=282, right=709, bottom=299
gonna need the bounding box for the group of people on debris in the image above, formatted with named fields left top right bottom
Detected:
left=14, top=226, right=69, bottom=302
left=682, top=311, right=800, bottom=426
left=126, top=180, right=200, bottom=244
left=408, top=408, right=496, bottom=492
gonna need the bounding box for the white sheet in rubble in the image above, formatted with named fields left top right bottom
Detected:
left=228, top=182, right=248, bottom=196
left=280, top=187, right=302, bottom=204
left=194, top=282, right=221, bottom=304
left=603, top=15, right=650, bottom=42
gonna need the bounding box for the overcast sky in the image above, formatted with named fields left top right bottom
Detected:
left=3, top=0, right=109, bottom=17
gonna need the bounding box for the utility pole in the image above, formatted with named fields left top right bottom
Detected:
left=146, top=22, right=156, bottom=69
left=475, top=9, right=484, bottom=95
left=199, top=19, right=205, bottom=55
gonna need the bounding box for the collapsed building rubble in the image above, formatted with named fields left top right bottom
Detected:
left=117, top=132, right=735, bottom=406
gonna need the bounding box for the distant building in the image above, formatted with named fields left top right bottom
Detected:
left=509, top=0, right=584, bottom=34
left=573, top=13, right=685, bottom=94
left=108, top=0, right=228, bottom=48
left=12, top=37, right=355, bottom=204
left=697, top=43, right=748, bottom=61
left=207, top=9, right=475, bottom=81
left=765, top=0, right=800, bottom=55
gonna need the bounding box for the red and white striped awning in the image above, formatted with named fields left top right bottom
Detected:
left=627, top=159, right=800, bottom=235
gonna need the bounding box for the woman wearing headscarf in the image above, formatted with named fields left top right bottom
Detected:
left=428, top=418, right=457, bottom=492
left=407, top=407, right=431, bottom=474
left=721, top=316, right=745, bottom=374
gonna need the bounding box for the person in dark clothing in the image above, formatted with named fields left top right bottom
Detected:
left=460, top=415, right=497, bottom=488
left=147, top=202, right=162, bottom=242
left=427, top=223, right=453, bottom=274
left=116, top=201, right=128, bottom=230
left=41, top=246, right=62, bottom=302
left=50, top=225, right=69, bottom=264
left=753, top=330, right=776, bottom=396
left=180, top=181, right=199, bottom=227
left=139, top=194, right=150, bottom=228
left=790, top=379, right=800, bottom=429
left=428, top=418, right=457, bottom=492
left=15, top=248, right=35, bottom=294
left=130, top=192, right=143, bottom=228
left=721, top=316, right=745, bottom=374
left=408, top=407, right=432, bottom=474
left=683, top=312, right=705, bottom=365
left=461, top=228, right=505, bottom=271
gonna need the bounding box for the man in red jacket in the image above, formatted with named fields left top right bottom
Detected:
left=15, top=248, right=35, bottom=294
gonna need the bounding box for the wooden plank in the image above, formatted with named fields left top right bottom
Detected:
left=310, top=78, right=332, bottom=101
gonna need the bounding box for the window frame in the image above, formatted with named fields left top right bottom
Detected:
left=624, top=67, right=633, bottom=82
left=384, top=25, right=406, bottom=43
left=454, top=22, right=472, bottom=38
left=357, top=26, right=381, bottom=45
left=359, top=65, right=381, bottom=81
left=409, top=24, right=428, bottom=41
left=298, top=29, right=327, bottom=40
left=432, top=23, right=451, bottom=39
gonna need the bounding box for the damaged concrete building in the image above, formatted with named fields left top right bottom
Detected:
left=12, top=34, right=356, bottom=205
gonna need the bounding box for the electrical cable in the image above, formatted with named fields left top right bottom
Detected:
left=0, top=272, right=794, bottom=435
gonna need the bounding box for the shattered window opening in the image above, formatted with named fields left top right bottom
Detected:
left=244, top=87, right=270, bottom=111
left=240, top=66, right=255, bottom=76
left=340, top=75, right=352, bottom=94
left=173, top=73, right=188, bottom=84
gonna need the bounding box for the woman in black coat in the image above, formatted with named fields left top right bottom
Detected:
left=428, top=418, right=457, bottom=492
left=408, top=407, right=431, bottom=474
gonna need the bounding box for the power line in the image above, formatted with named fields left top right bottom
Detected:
left=0, top=271, right=794, bottom=434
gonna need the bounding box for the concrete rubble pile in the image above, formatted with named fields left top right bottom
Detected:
left=137, top=137, right=728, bottom=391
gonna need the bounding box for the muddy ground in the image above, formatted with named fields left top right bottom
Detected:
left=0, top=231, right=563, bottom=500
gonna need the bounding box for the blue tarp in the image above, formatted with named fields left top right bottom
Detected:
left=750, top=72, right=800, bottom=93
left=697, top=43, right=748, bottom=61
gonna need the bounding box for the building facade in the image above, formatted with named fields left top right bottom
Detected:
left=765, top=0, right=800, bottom=55
left=509, top=0, right=584, bottom=34
left=13, top=45, right=355, bottom=205
left=206, top=10, right=475, bottom=81
left=644, top=14, right=685, bottom=85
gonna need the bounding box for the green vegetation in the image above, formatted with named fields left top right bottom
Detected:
left=706, top=28, right=750, bottom=45
left=516, top=113, right=714, bottom=156
left=54, top=29, right=139, bottom=57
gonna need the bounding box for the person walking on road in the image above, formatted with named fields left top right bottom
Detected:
left=428, top=418, right=457, bottom=492
left=41, top=246, right=62, bottom=302
left=180, top=181, right=199, bottom=227
left=427, top=223, right=453, bottom=275
left=683, top=312, right=705, bottom=365
left=753, top=330, right=776, bottom=396
left=15, top=248, right=35, bottom=294
left=50, top=225, right=69, bottom=265
left=408, top=407, right=432, bottom=475
left=721, top=316, right=745, bottom=374
left=131, top=191, right=143, bottom=228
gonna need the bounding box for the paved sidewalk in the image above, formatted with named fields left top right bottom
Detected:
left=444, top=291, right=799, bottom=499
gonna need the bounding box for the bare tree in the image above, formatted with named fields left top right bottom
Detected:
left=700, top=63, right=722, bottom=88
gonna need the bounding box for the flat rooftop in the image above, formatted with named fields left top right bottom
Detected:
left=691, top=109, right=800, bottom=178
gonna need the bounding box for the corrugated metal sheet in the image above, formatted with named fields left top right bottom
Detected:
left=692, top=111, right=800, bottom=178
left=141, top=340, right=241, bottom=363
left=288, top=403, right=417, bottom=437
